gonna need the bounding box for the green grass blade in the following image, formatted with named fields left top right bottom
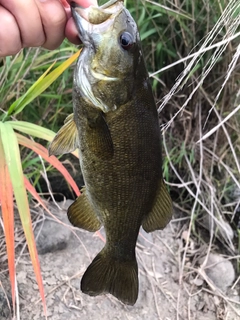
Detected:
left=7, top=62, right=56, bottom=116
left=7, top=121, right=79, bottom=157
left=7, top=121, right=56, bottom=142
left=32, top=47, right=78, bottom=68
left=8, top=50, right=81, bottom=116
left=0, top=122, right=47, bottom=315
left=145, top=0, right=192, bottom=20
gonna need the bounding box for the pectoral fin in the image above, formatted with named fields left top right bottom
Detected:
left=142, top=179, right=172, bottom=233
left=87, top=112, right=113, bottom=160
left=68, top=188, right=101, bottom=232
left=49, top=114, right=78, bottom=156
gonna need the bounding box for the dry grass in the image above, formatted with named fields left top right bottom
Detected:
left=152, top=0, right=240, bottom=246
left=148, top=0, right=240, bottom=318
left=0, top=0, right=240, bottom=319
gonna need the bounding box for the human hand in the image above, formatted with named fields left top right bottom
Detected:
left=0, top=0, right=97, bottom=57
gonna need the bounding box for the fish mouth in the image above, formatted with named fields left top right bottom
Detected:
left=71, top=0, right=124, bottom=45
left=71, top=0, right=124, bottom=113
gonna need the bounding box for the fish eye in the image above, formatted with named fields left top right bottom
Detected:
left=119, top=32, right=134, bottom=50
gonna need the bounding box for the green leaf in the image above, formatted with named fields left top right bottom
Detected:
left=8, top=50, right=81, bottom=116
left=7, top=121, right=56, bottom=142
left=141, top=28, right=157, bottom=41
left=32, top=47, right=78, bottom=68
left=8, top=120, right=79, bottom=157
left=7, top=62, right=56, bottom=116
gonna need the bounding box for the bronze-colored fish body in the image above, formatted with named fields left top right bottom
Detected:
left=49, top=0, right=172, bottom=306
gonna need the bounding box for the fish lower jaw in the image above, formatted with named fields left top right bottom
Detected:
left=91, top=69, right=118, bottom=82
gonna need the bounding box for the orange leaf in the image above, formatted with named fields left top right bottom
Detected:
left=24, top=176, right=53, bottom=214
left=24, top=176, right=74, bottom=227
left=0, top=139, right=15, bottom=314
left=0, top=123, right=46, bottom=315
left=16, top=133, right=80, bottom=197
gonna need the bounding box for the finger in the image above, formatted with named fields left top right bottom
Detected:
left=66, top=0, right=98, bottom=8
left=65, top=17, right=81, bottom=44
left=1, top=0, right=45, bottom=48
left=65, top=0, right=98, bottom=44
left=0, top=6, right=22, bottom=56
left=60, top=0, right=70, bottom=8
left=35, top=0, right=67, bottom=50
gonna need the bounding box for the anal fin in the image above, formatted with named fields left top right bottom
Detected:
left=68, top=189, right=101, bottom=232
left=142, top=179, right=172, bottom=233
left=49, top=113, right=78, bottom=156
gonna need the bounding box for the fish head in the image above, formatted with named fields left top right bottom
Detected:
left=71, top=0, right=146, bottom=113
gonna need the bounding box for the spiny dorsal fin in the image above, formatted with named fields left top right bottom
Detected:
left=86, top=112, right=114, bottom=160
left=68, top=189, right=101, bottom=232
left=142, top=179, right=172, bottom=233
left=49, top=113, right=78, bottom=156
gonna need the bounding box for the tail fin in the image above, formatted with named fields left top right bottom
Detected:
left=81, top=249, right=138, bottom=305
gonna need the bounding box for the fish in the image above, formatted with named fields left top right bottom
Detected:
left=49, top=0, right=172, bottom=306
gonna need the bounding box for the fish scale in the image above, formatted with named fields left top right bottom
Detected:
left=49, top=0, right=172, bottom=306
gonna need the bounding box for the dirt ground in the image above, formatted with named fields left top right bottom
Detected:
left=1, top=200, right=240, bottom=320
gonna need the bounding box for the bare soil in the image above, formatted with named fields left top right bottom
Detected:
left=1, top=201, right=240, bottom=320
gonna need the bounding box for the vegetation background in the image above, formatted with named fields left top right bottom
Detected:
left=0, top=0, right=239, bottom=318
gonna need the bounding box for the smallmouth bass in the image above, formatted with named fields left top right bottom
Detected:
left=49, top=0, right=172, bottom=305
